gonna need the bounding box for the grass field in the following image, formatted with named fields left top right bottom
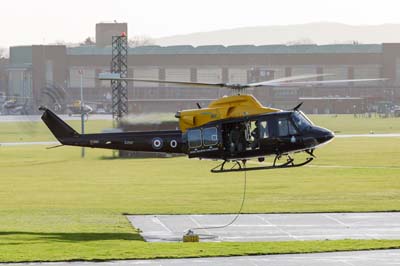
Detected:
left=0, top=119, right=113, bottom=143
left=309, top=114, right=400, bottom=134
left=0, top=115, right=400, bottom=262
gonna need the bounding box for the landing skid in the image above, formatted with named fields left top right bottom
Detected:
left=211, top=154, right=314, bottom=173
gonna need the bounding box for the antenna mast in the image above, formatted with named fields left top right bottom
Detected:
left=111, top=33, right=128, bottom=120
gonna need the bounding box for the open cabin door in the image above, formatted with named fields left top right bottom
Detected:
left=187, top=126, right=221, bottom=157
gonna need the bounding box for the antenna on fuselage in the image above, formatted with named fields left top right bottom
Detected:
left=293, top=102, right=303, bottom=111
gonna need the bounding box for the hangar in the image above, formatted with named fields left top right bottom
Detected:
left=4, top=23, right=400, bottom=114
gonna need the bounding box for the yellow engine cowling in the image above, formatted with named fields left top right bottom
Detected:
left=177, top=94, right=279, bottom=132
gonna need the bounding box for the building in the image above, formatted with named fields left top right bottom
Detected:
left=5, top=23, right=400, bottom=114
left=0, top=57, right=8, bottom=94
left=95, top=22, right=127, bottom=47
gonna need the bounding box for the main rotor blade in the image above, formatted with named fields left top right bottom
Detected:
left=99, top=72, right=387, bottom=90
left=99, top=73, right=335, bottom=90
left=99, top=74, right=227, bottom=89
left=267, top=78, right=388, bottom=87
left=248, top=74, right=334, bottom=87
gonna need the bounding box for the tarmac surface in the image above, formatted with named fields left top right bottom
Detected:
left=4, top=250, right=400, bottom=265
left=127, top=212, right=400, bottom=242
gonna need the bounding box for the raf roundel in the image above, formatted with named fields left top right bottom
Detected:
left=152, top=137, right=163, bottom=150
left=170, top=139, right=178, bottom=148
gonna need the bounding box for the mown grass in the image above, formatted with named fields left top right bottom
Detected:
left=0, top=136, right=399, bottom=261
left=0, top=119, right=113, bottom=143
left=1, top=236, right=400, bottom=263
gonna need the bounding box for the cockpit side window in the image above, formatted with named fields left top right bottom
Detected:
left=278, top=118, right=298, bottom=137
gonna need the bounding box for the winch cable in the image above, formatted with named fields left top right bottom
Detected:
left=184, top=161, right=248, bottom=239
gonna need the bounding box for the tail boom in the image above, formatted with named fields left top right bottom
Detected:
left=40, top=107, right=184, bottom=154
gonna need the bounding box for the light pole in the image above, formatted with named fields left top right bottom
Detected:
left=79, top=69, right=85, bottom=158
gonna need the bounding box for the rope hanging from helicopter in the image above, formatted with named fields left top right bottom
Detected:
left=184, top=161, right=248, bottom=240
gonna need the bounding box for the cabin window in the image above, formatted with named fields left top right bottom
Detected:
left=278, top=118, right=298, bottom=137
left=259, top=121, right=269, bottom=139
left=203, top=127, right=218, bottom=146
left=188, top=129, right=202, bottom=148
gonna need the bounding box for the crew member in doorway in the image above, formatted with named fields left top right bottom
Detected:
left=229, top=123, right=246, bottom=154
left=251, top=121, right=260, bottom=150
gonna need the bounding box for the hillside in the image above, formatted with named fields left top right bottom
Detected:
left=155, top=22, right=400, bottom=46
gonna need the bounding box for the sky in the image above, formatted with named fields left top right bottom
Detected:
left=1, top=0, right=400, bottom=48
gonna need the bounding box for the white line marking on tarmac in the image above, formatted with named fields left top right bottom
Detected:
left=151, top=217, right=172, bottom=233
left=255, top=214, right=299, bottom=240
left=322, top=214, right=349, bottom=227
left=189, top=216, right=213, bottom=236
left=341, top=260, right=357, bottom=266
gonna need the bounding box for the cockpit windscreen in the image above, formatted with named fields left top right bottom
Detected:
left=292, top=111, right=313, bottom=131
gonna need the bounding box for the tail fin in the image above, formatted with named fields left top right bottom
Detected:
left=39, top=107, right=80, bottom=142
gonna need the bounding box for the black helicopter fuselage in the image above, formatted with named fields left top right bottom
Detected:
left=183, top=110, right=334, bottom=160
left=40, top=108, right=334, bottom=162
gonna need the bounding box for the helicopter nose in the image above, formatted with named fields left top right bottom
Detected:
left=316, top=128, right=335, bottom=144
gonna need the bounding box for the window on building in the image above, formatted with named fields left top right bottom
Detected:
left=100, top=67, right=111, bottom=88
left=8, top=69, right=32, bottom=98
left=133, top=68, right=159, bottom=87
left=197, top=68, right=222, bottom=83
left=165, top=68, right=190, bottom=81
left=69, top=68, right=95, bottom=88
left=229, top=68, right=247, bottom=84
left=45, top=60, right=53, bottom=83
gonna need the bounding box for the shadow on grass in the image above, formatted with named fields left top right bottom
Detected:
left=0, top=231, right=143, bottom=242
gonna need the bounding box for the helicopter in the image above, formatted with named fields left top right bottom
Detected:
left=39, top=73, right=385, bottom=173
left=2, top=98, right=30, bottom=115
left=65, top=100, right=93, bottom=118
